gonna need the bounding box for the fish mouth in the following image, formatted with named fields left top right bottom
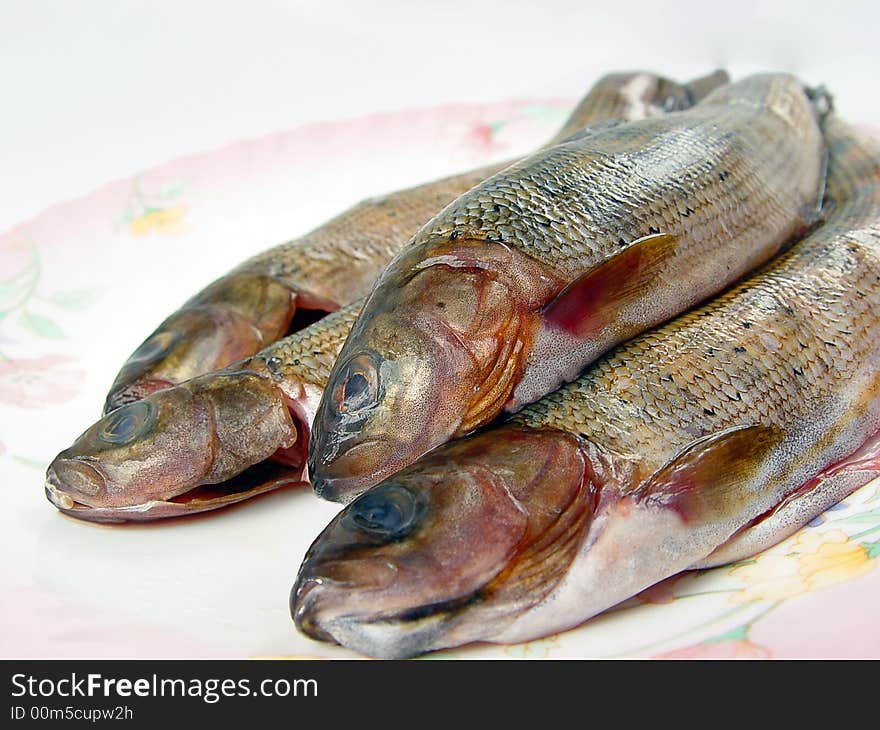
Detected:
left=310, top=437, right=397, bottom=502
left=45, top=459, right=308, bottom=523
left=292, top=578, right=480, bottom=659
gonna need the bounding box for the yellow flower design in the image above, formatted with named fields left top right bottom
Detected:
left=730, top=529, right=875, bottom=604
left=796, top=530, right=875, bottom=590
left=129, top=204, right=189, bottom=236
left=503, top=635, right=559, bottom=658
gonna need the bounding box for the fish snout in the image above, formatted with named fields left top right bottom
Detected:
left=310, top=437, right=404, bottom=502
left=45, top=458, right=107, bottom=506
left=291, top=577, right=338, bottom=644
left=291, top=554, right=400, bottom=643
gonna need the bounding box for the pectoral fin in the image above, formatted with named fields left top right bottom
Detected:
left=541, top=231, right=678, bottom=339
left=693, top=423, right=880, bottom=568
left=633, top=424, right=786, bottom=524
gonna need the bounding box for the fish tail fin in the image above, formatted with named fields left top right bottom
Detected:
left=684, top=69, right=731, bottom=104
left=805, top=84, right=834, bottom=125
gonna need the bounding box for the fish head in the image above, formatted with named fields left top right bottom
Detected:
left=47, top=367, right=311, bottom=522
left=310, top=240, right=552, bottom=502
left=594, top=72, right=701, bottom=116
left=295, top=421, right=787, bottom=657
left=293, top=426, right=595, bottom=658
left=104, top=273, right=296, bottom=414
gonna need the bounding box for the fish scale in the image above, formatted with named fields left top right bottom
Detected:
left=419, top=110, right=799, bottom=278
left=233, top=165, right=502, bottom=303
left=249, top=304, right=363, bottom=388
left=515, top=119, right=880, bottom=491
left=106, top=70, right=721, bottom=413
left=310, top=73, right=829, bottom=501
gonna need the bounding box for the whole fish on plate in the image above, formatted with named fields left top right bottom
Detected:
left=103, top=71, right=725, bottom=414
left=309, top=73, right=830, bottom=501
left=290, top=117, right=880, bottom=658
left=44, top=71, right=730, bottom=522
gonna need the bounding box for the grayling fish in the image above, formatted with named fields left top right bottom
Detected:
left=292, top=117, right=880, bottom=658
left=309, top=73, right=830, bottom=502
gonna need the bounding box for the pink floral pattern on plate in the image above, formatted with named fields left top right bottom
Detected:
left=0, top=355, right=85, bottom=408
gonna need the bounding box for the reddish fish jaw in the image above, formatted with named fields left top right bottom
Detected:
left=491, top=494, right=712, bottom=644
left=45, top=462, right=309, bottom=523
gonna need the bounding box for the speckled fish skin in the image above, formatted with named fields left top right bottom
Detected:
left=309, top=73, right=829, bottom=502
left=291, top=118, right=880, bottom=659
left=46, top=70, right=730, bottom=522
left=102, top=70, right=725, bottom=415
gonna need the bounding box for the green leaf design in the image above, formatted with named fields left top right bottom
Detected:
left=0, top=246, right=40, bottom=312
left=705, top=624, right=749, bottom=643
left=864, top=540, right=880, bottom=560
left=520, top=104, right=571, bottom=124
left=838, top=507, right=880, bottom=524
left=48, top=288, right=100, bottom=311
left=13, top=455, right=47, bottom=470
left=160, top=181, right=184, bottom=200
left=19, top=310, right=64, bottom=339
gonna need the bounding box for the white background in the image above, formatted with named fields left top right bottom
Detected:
left=2, top=0, right=879, bottom=235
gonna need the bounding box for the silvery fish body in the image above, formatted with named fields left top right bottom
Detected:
left=291, top=117, right=880, bottom=659
left=310, top=73, right=829, bottom=502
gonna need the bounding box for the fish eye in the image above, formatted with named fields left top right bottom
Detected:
left=344, top=373, right=369, bottom=403
left=343, top=484, right=421, bottom=540
left=97, top=401, right=156, bottom=445
left=334, top=354, right=379, bottom=416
